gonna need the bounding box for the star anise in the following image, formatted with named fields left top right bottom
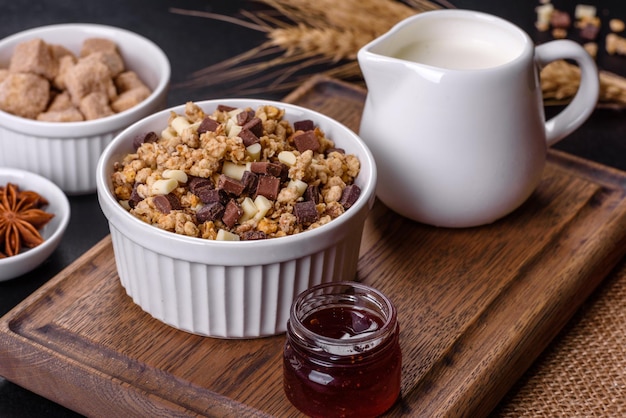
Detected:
left=0, top=183, right=55, bottom=258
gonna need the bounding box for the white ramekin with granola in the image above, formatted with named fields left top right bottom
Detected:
left=96, top=99, right=376, bottom=338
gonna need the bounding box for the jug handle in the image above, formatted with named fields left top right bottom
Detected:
left=535, top=39, right=599, bottom=147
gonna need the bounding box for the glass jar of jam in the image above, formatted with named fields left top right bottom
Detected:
left=283, top=282, right=401, bottom=418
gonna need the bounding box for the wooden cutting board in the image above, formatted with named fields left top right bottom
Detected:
left=2, top=76, right=626, bottom=417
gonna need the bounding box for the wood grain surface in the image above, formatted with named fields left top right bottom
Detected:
left=1, top=76, right=626, bottom=417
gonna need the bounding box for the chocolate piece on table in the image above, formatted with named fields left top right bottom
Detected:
left=339, top=184, right=361, bottom=209
left=196, top=201, right=225, bottom=223
left=580, top=23, right=600, bottom=40
left=293, top=131, right=320, bottom=153
left=294, top=200, right=319, bottom=224
left=255, top=175, right=280, bottom=200
left=250, top=161, right=282, bottom=177
left=132, top=131, right=158, bottom=150
left=198, top=117, right=220, bottom=134
left=153, top=193, right=181, bottom=214
left=549, top=10, right=571, bottom=28
left=218, top=174, right=246, bottom=196
left=242, top=117, right=263, bottom=137
left=222, top=199, right=242, bottom=228
left=239, top=128, right=260, bottom=146
left=294, top=119, right=314, bottom=132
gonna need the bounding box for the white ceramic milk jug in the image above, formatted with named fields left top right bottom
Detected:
left=358, top=10, right=599, bottom=227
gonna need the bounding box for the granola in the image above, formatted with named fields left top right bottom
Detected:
left=111, top=102, right=361, bottom=241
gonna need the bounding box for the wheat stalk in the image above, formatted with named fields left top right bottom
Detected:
left=171, top=0, right=626, bottom=106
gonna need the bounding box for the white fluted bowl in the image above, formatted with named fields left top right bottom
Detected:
left=0, top=167, right=70, bottom=281
left=96, top=99, right=377, bottom=338
left=0, top=24, right=170, bottom=194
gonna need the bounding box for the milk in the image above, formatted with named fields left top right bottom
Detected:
left=395, top=38, right=520, bottom=70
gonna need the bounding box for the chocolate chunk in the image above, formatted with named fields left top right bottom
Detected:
left=128, top=183, right=143, bottom=208
left=294, top=131, right=320, bottom=153
left=294, top=119, right=314, bottom=132
left=549, top=10, right=571, bottom=29
left=188, top=176, right=213, bottom=194
left=278, top=163, right=290, bottom=183
left=255, top=175, right=280, bottom=200
left=195, top=185, right=226, bottom=204
left=239, top=128, right=260, bottom=146
left=580, top=23, right=600, bottom=40
left=339, top=184, right=361, bottom=209
left=250, top=161, right=283, bottom=177
left=153, top=193, right=181, bottom=214
left=236, top=109, right=255, bottom=125
left=303, top=185, right=320, bottom=204
left=242, top=117, right=263, bottom=137
left=242, top=230, right=268, bottom=240
left=196, top=202, right=225, bottom=223
left=241, top=171, right=258, bottom=195
left=132, top=131, right=158, bottom=150
left=294, top=201, right=319, bottom=224
left=326, top=147, right=345, bottom=155
left=218, top=174, right=246, bottom=196
left=222, top=199, right=242, bottom=228
left=217, top=104, right=237, bottom=112
left=198, top=117, right=220, bottom=134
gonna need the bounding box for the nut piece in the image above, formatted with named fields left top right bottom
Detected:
left=278, top=150, right=297, bottom=167
left=575, top=4, right=597, bottom=20
left=151, top=178, right=178, bottom=195
left=162, top=169, right=188, bottom=183
left=610, top=18, right=626, bottom=33
left=216, top=229, right=240, bottom=241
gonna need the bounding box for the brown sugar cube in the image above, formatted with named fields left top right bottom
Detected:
left=80, top=37, right=118, bottom=57
left=82, top=51, right=125, bottom=77
left=0, top=72, right=50, bottom=118
left=9, top=38, right=58, bottom=80
left=64, top=58, right=117, bottom=106
left=115, top=71, right=147, bottom=93
left=0, top=69, right=8, bottom=83
left=49, top=44, right=75, bottom=61
left=111, top=85, right=151, bottom=112
left=37, top=107, right=84, bottom=122
left=47, top=91, right=73, bottom=111
left=52, top=54, right=77, bottom=90
left=79, top=91, right=114, bottom=120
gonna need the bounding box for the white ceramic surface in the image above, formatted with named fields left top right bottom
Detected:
left=0, top=24, right=171, bottom=194
left=96, top=99, right=377, bottom=338
left=0, top=167, right=70, bottom=281
left=358, top=10, right=599, bottom=227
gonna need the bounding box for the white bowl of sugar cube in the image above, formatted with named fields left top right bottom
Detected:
left=0, top=24, right=170, bottom=194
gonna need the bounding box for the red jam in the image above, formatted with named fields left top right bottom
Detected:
left=283, top=282, right=401, bottom=418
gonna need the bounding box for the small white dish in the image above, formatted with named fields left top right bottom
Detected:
left=0, top=23, right=171, bottom=194
left=0, top=167, right=71, bottom=281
